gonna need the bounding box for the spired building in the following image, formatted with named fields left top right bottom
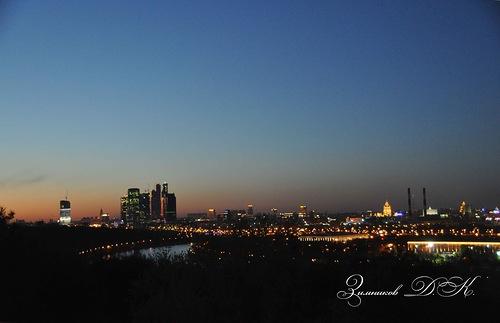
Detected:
left=59, top=198, right=71, bottom=225
left=161, top=182, right=168, bottom=217
left=459, top=201, right=472, bottom=216
left=161, top=182, right=177, bottom=221
left=382, top=201, right=392, bottom=216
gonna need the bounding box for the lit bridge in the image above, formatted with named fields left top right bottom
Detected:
left=407, top=241, right=500, bottom=247
left=407, top=241, right=500, bottom=254
left=298, top=234, right=370, bottom=242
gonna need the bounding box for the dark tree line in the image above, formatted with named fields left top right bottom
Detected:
left=0, top=205, right=15, bottom=225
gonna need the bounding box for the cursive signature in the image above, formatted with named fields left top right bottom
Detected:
left=336, top=274, right=402, bottom=307
left=404, top=275, right=480, bottom=297
left=337, top=274, right=480, bottom=307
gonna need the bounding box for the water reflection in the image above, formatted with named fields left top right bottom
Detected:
left=108, top=243, right=191, bottom=261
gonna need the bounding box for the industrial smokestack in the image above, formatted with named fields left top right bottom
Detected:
left=407, top=188, right=412, bottom=217
left=423, top=187, right=427, bottom=216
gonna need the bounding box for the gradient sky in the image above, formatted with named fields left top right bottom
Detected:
left=1, top=0, right=499, bottom=220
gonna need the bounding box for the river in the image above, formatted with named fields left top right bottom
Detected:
left=109, top=243, right=192, bottom=260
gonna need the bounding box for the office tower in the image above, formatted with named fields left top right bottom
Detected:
left=423, top=188, right=427, bottom=217
left=151, top=183, right=161, bottom=219
left=383, top=201, right=392, bottom=216
left=407, top=188, right=412, bottom=217
left=247, top=204, right=254, bottom=216
left=459, top=201, right=471, bottom=216
left=120, top=182, right=176, bottom=224
left=299, top=205, right=307, bottom=217
left=271, top=208, right=278, bottom=216
left=59, top=199, right=71, bottom=225
left=161, top=182, right=168, bottom=218
left=208, top=208, right=216, bottom=220
left=166, top=193, right=176, bottom=221
left=126, top=188, right=140, bottom=224
left=120, top=195, right=128, bottom=222
left=459, top=201, right=466, bottom=215
left=139, top=191, right=151, bottom=223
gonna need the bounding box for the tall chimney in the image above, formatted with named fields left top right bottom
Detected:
left=423, top=187, right=427, bottom=216
left=407, top=188, right=412, bottom=217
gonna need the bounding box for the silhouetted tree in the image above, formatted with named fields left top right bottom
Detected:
left=0, top=206, right=15, bottom=225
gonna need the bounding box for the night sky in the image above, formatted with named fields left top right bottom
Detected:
left=1, top=0, right=499, bottom=220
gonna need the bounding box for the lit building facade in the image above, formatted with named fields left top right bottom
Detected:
left=120, top=195, right=128, bottom=222
left=459, top=201, right=471, bottom=216
left=161, top=182, right=168, bottom=218
left=382, top=201, right=392, bottom=216
left=59, top=199, right=71, bottom=225
left=299, top=205, right=307, bottom=217
left=126, top=188, right=140, bottom=224
left=208, top=208, right=216, bottom=220
left=139, top=191, right=151, bottom=224
left=426, top=206, right=438, bottom=216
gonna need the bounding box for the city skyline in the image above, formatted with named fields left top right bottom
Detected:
left=8, top=182, right=498, bottom=221
left=1, top=0, right=499, bottom=220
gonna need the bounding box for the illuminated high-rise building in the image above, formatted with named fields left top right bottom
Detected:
left=139, top=191, right=151, bottom=224
left=120, top=195, right=128, bottom=222
left=59, top=199, right=71, bottom=225
left=126, top=188, right=140, bottom=224
left=383, top=201, right=392, bottom=216
left=161, top=182, right=168, bottom=218
left=299, top=205, right=307, bottom=217
left=208, top=208, right=216, bottom=220
left=459, top=201, right=471, bottom=216
left=121, top=182, right=176, bottom=224
left=459, top=201, right=465, bottom=215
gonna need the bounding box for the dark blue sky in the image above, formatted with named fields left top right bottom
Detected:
left=1, top=0, right=499, bottom=219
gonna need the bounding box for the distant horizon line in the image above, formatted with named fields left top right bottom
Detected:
left=13, top=204, right=500, bottom=222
